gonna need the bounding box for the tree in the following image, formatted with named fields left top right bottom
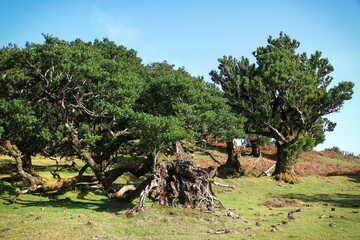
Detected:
left=131, top=113, right=188, bottom=168
left=210, top=32, right=354, bottom=182
left=137, top=62, right=246, bottom=171
left=1, top=36, right=149, bottom=197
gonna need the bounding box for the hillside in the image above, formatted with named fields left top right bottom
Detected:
left=0, top=148, right=359, bottom=239
left=192, top=144, right=360, bottom=177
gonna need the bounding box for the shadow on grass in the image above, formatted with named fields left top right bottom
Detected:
left=1, top=191, right=134, bottom=213
left=346, top=175, right=360, bottom=183
left=0, top=181, right=135, bottom=213
left=274, top=192, right=360, bottom=208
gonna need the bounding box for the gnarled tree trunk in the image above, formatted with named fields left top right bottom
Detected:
left=217, top=140, right=244, bottom=176
left=2, top=140, right=37, bottom=189
left=250, top=139, right=261, bottom=158
left=272, top=142, right=298, bottom=183
left=126, top=159, right=224, bottom=217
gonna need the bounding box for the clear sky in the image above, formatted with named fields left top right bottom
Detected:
left=1, top=0, right=359, bottom=154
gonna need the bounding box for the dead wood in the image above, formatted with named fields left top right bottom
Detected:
left=110, top=185, right=136, bottom=199
left=126, top=159, right=226, bottom=217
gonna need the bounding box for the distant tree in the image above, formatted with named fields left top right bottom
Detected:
left=210, top=32, right=354, bottom=182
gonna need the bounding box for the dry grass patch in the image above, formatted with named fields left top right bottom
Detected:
left=261, top=198, right=302, bottom=208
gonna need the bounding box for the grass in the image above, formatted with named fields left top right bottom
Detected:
left=316, top=154, right=360, bottom=166
left=0, top=154, right=360, bottom=239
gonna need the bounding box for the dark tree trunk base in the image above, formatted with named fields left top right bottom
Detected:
left=126, top=159, right=225, bottom=217
left=217, top=141, right=245, bottom=177
left=273, top=172, right=298, bottom=184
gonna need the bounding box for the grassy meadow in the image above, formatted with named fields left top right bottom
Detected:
left=0, top=152, right=359, bottom=240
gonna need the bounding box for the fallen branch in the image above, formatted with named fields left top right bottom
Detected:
left=252, top=156, right=263, bottom=168
left=258, top=164, right=276, bottom=177
left=213, top=182, right=235, bottom=189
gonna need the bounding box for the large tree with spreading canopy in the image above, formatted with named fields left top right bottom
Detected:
left=210, top=32, right=354, bottom=182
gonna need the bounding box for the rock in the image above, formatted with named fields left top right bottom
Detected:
left=319, top=215, right=325, bottom=219
left=281, top=220, right=289, bottom=225
left=14, top=206, right=19, bottom=209
left=70, top=216, right=75, bottom=219
left=205, top=228, right=231, bottom=234
left=35, top=215, right=42, bottom=221
left=275, top=226, right=283, bottom=232
left=287, top=212, right=295, bottom=220
left=41, top=207, right=45, bottom=210
left=329, top=215, right=335, bottom=219
left=352, top=211, right=359, bottom=214
left=1, top=227, right=10, bottom=232
left=225, top=211, right=235, bottom=218
left=295, top=208, right=303, bottom=212
left=276, top=213, right=284, bottom=216
left=331, top=208, right=336, bottom=211
left=270, top=228, right=277, bottom=232
left=22, top=220, right=28, bottom=224
left=29, top=212, right=34, bottom=216
left=245, top=227, right=253, bottom=231
left=256, top=222, right=261, bottom=226
left=324, top=203, right=330, bottom=206
left=329, top=223, right=336, bottom=227
left=86, top=220, right=95, bottom=227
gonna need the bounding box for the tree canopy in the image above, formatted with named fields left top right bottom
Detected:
left=0, top=35, right=245, bottom=200
left=210, top=32, right=354, bottom=182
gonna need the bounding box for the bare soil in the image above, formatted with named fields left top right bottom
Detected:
left=193, top=144, right=360, bottom=177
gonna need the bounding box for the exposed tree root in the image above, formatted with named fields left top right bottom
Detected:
left=126, top=159, right=227, bottom=217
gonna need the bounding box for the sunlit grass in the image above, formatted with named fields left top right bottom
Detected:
left=0, top=154, right=359, bottom=239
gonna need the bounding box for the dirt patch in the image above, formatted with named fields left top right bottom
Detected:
left=261, top=198, right=301, bottom=207
left=190, top=144, right=360, bottom=177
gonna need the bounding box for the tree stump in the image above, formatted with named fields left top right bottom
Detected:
left=126, top=159, right=224, bottom=217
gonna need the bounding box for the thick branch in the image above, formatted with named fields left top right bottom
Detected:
left=2, top=140, right=37, bottom=189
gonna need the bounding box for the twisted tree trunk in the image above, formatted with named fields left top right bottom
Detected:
left=272, top=142, right=298, bottom=183
left=2, top=140, right=37, bottom=189
left=127, top=159, right=225, bottom=217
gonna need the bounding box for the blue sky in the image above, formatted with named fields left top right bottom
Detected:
left=1, top=0, right=359, bottom=154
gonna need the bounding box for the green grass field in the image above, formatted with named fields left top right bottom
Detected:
left=0, top=154, right=359, bottom=239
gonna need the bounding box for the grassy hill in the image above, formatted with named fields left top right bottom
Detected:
left=0, top=147, right=359, bottom=239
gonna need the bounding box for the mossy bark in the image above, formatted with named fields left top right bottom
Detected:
left=272, top=142, right=298, bottom=183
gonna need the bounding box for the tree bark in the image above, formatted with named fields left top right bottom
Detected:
left=63, top=122, right=108, bottom=189
left=272, top=142, right=298, bottom=183
left=250, top=139, right=261, bottom=157
left=2, top=140, right=37, bottom=189
left=224, top=140, right=242, bottom=171
left=126, top=159, right=225, bottom=217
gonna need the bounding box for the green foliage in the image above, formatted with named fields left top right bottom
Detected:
left=138, top=62, right=245, bottom=142
left=210, top=32, right=354, bottom=171
left=131, top=113, right=188, bottom=157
